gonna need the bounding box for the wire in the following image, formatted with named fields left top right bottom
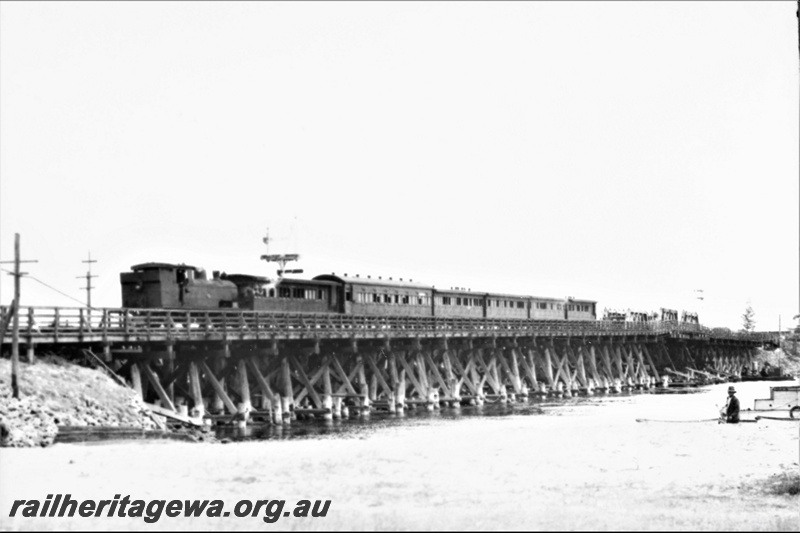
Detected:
left=0, top=267, right=90, bottom=307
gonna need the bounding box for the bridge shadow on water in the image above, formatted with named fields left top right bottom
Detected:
left=214, top=389, right=706, bottom=442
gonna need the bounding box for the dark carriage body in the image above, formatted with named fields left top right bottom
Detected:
left=223, top=273, right=340, bottom=314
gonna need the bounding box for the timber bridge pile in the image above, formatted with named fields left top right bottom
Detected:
left=0, top=306, right=775, bottom=426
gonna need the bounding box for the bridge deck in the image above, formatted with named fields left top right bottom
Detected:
left=0, top=306, right=769, bottom=428
left=0, top=306, right=770, bottom=346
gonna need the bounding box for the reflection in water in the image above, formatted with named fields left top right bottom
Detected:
left=215, top=380, right=799, bottom=442
left=216, top=387, right=710, bottom=442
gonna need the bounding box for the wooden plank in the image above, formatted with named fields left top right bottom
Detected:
left=551, top=347, right=570, bottom=387
left=290, top=355, right=322, bottom=409
left=295, top=361, right=329, bottom=405
left=542, top=345, right=556, bottom=387
left=474, top=350, right=501, bottom=392
left=453, top=352, right=479, bottom=395
left=601, top=344, right=615, bottom=379
left=472, top=363, right=487, bottom=394
left=423, top=350, right=450, bottom=397
left=517, top=349, right=538, bottom=392
left=161, top=361, right=189, bottom=390
left=281, top=357, right=295, bottom=407
left=389, top=352, right=400, bottom=389
left=415, top=352, right=430, bottom=392
left=142, top=363, right=177, bottom=412
left=237, top=359, right=251, bottom=410
left=365, top=353, right=394, bottom=397
left=188, top=361, right=205, bottom=418
left=509, top=348, right=523, bottom=390
left=144, top=402, right=202, bottom=426
left=246, top=358, right=275, bottom=399
left=81, top=348, right=129, bottom=388
left=442, top=350, right=458, bottom=397
left=199, top=360, right=238, bottom=415
left=130, top=363, right=143, bottom=399
left=586, top=343, right=602, bottom=383
left=331, top=355, right=359, bottom=396
left=398, top=352, right=427, bottom=397
left=497, top=349, right=521, bottom=393
left=573, top=346, right=588, bottom=387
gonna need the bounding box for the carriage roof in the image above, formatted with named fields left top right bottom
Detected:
left=313, top=274, right=433, bottom=290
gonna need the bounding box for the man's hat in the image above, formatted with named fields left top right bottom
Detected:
left=728, top=386, right=736, bottom=393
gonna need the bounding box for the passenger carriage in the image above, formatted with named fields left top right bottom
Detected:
left=312, top=274, right=434, bottom=317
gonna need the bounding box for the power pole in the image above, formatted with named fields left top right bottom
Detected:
left=77, top=252, right=97, bottom=310
left=0, top=233, right=38, bottom=399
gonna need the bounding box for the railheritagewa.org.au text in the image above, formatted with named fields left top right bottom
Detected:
left=8, top=494, right=331, bottom=523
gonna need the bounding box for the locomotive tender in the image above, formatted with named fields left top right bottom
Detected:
left=120, top=262, right=597, bottom=321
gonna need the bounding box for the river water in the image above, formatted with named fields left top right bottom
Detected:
left=2, top=379, right=798, bottom=531
left=218, top=379, right=800, bottom=443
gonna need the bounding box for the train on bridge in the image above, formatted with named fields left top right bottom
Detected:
left=120, top=262, right=695, bottom=325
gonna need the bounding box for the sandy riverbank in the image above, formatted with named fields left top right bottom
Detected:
left=0, top=381, right=798, bottom=531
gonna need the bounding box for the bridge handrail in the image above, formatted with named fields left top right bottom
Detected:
left=0, top=306, right=773, bottom=344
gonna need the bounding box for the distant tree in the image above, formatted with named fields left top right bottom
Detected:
left=741, top=304, right=756, bottom=333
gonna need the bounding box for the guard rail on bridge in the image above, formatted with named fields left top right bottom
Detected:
left=0, top=306, right=772, bottom=345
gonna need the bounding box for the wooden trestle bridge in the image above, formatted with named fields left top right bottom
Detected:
left=0, top=306, right=774, bottom=426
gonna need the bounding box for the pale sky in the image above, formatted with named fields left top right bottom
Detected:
left=0, top=1, right=797, bottom=331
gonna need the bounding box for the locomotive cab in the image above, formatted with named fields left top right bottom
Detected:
left=120, top=262, right=238, bottom=309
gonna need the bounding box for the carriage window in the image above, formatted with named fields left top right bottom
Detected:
left=402, top=295, right=409, bottom=304
left=279, top=287, right=291, bottom=298
left=442, top=296, right=451, bottom=305
left=269, top=288, right=275, bottom=298
left=517, top=301, right=524, bottom=309
left=372, top=293, right=380, bottom=303
left=383, top=294, right=391, bottom=303
left=394, top=294, right=399, bottom=304
left=346, top=290, right=352, bottom=301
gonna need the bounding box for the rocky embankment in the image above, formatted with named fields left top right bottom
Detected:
left=752, top=345, right=800, bottom=378
left=0, top=356, right=159, bottom=447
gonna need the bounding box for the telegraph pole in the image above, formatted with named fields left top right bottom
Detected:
left=0, top=234, right=38, bottom=399
left=77, top=252, right=97, bottom=310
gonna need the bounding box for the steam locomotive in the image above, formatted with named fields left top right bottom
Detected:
left=120, top=262, right=598, bottom=321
